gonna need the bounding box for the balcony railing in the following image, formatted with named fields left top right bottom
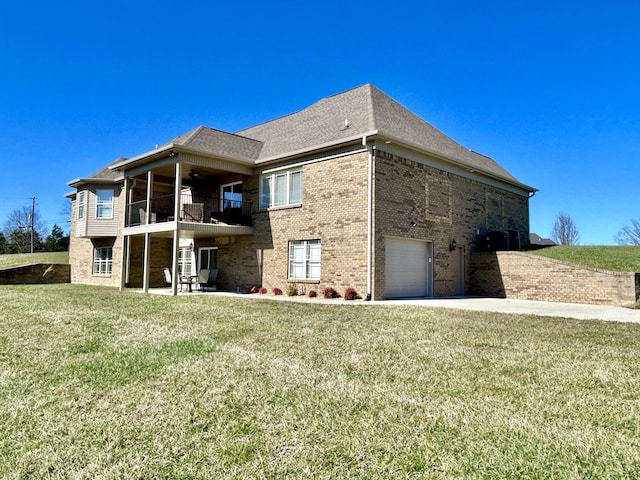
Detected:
left=126, top=193, right=252, bottom=227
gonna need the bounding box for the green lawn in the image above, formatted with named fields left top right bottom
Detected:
left=1, top=285, right=640, bottom=478
left=0, top=251, right=69, bottom=269
left=529, top=245, right=640, bottom=272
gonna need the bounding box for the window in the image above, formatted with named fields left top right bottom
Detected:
left=96, top=189, right=114, bottom=219
left=288, top=239, right=321, bottom=280
left=260, top=168, right=302, bottom=209
left=77, top=191, right=86, bottom=219
left=221, top=182, right=242, bottom=210
left=93, top=247, right=113, bottom=275
left=178, top=247, right=193, bottom=277
left=198, top=247, right=218, bottom=271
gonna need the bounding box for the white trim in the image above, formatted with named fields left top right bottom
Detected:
left=260, top=148, right=368, bottom=174
left=259, top=167, right=302, bottom=209
left=95, top=189, right=114, bottom=219
left=288, top=239, right=321, bottom=281
left=93, top=246, right=113, bottom=276
left=220, top=181, right=243, bottom=210
left=77, top=190, right=86, bottom=219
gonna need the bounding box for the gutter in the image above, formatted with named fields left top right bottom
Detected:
left=363, top=135, right=374, bottom=301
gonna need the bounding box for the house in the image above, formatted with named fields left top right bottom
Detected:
left=67, top=84, right=536, bottom=299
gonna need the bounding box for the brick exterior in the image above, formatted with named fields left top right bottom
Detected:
left=372, top=149, right=529, bottom=299
left=204, top=152, right=371, bottom=296
left=470, top=251, right=640, bottom=307
left=69, top=148, right=533, bottom=301
left=69, top=192, right=122, bottom=288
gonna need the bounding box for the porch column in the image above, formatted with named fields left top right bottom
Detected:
left=142, top=233, right=151, bottom=293
left=119, top=177, right=129, bottom=291
left=170, top=161, right=182, bottom=296
left=142, top=170, right=154, bottom=293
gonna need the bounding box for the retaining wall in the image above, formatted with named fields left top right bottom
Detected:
left=470, top=251, right=640, bottom=307
left=0, top=264, right=71, bottom=285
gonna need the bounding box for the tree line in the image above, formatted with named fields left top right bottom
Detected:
left=1, top=206, right=69, bottom=254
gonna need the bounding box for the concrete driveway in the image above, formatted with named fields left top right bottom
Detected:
left=380, top=297, right=640, bottom=324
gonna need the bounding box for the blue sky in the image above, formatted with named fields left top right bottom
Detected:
left=1, top=1, right=638, bottom=244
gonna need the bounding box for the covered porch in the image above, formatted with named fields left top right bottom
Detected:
left=113, top=146, right=256, bottom=296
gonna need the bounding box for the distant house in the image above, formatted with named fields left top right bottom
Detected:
left=529, top=233, right=557, bottom=248
left=67, top=84, right=536, bottom=299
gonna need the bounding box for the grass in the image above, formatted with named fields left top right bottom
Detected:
left=529, top=245, right=640, bottom=272
left=0, top=251, right=69, bottom=269
left=1, top=284, right=640, bottom=478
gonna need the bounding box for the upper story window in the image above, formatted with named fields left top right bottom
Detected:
left=260, top=167, right=302, bottom=209
left=96, top=189, right=114, bottom=219
left=77, top=191, right=86, bottom=219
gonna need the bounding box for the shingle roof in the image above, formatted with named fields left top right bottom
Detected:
left=236, top=84, right=520, bottom=183
left=166, top=126, right=263, bottom=162
left=90, top=165, right=122, bottom=180
left=236, top=85, right=375, bottom=160
left=108, top=84, right=530, bottom=190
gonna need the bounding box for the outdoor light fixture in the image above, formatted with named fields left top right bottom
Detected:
left=449, top=240, right=457, bottom=251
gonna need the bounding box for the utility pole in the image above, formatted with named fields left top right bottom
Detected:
left=30, top=197, right=35, bottom=254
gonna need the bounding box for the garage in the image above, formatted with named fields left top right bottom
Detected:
left=385, top=237, right=433, bottom=298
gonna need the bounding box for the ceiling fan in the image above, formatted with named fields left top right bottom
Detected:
left=189, top=169, right=203, bottom=180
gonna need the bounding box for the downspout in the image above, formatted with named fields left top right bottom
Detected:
left=363, top=135, right=373, bottom=301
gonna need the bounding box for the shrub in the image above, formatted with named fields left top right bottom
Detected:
left=258, top=287, right=267, bottom=294
left=308, top=290, right=317, bottom=298
left=287, top=284, right=298, bottom=296
left=323, top=287, right=341, bottom=299
left=344, top=287, right=359, bottom=301
left=272, top=287, right=283, bottom=296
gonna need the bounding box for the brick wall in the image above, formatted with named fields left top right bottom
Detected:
left=470, top=251, right=640, bottom=307
left=238, top=151, right=371, bottom=296
left=0, top=264, right=70, bottom=284
left=373, top=149, right=530, bottom=299
left=69, top=190, right=124, bottom=288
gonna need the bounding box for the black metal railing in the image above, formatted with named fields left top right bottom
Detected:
left=126, top=193, right=252, bottom=227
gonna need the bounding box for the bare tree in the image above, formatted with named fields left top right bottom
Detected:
left=551, top=212, right=580, bottom=245
left=615, top=218, right=640, bottom=245
left=3, top=205, right=47, bottom=253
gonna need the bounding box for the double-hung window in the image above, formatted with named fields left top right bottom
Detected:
left=96, top=189, right=114, bottom=219
left=77, top=191, right=86, bottom=219
left=288, top=239, right=321, bottom=280
left=93, top=247, right=113, bottom=275
left=260, top=167, right=302, bottom=209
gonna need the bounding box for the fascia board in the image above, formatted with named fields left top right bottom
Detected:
left=254, top=130, right=379, bottom=165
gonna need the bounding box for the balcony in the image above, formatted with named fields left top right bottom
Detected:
left=126, top=193, right=253, bottom=228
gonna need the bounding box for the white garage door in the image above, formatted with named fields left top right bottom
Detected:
left=385, top=238, right=432, bottom=298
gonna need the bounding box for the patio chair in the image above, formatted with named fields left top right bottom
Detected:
left=197, top=269, right=210, bottom=290
left=164, top=267, right=196, bottom=292
left=200, top=268, right=219, bottom=292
